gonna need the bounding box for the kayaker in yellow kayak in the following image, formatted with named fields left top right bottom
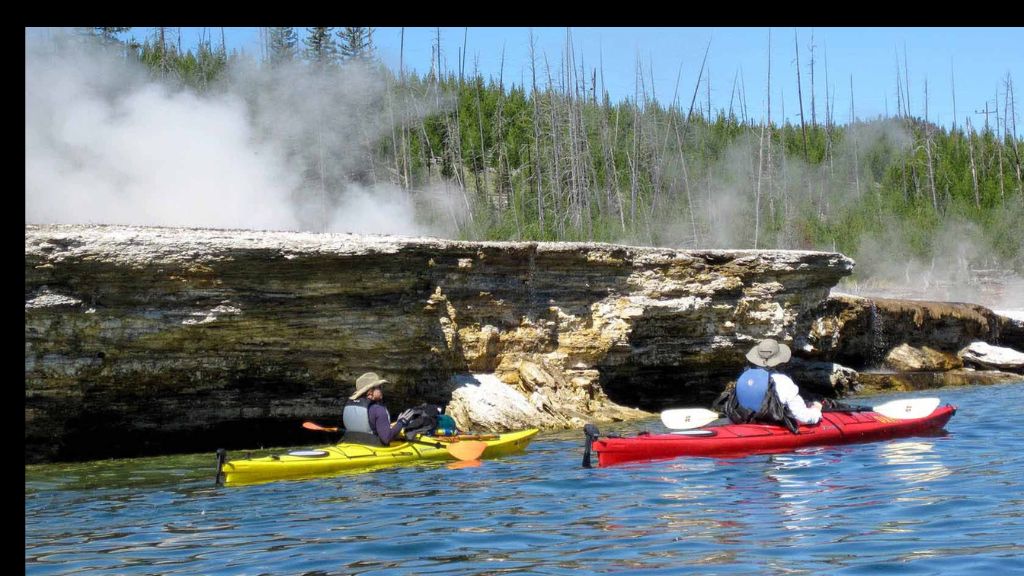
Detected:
left=216, top=376, right=539, bottom=486
left=342, top=372, right=416, bottom=446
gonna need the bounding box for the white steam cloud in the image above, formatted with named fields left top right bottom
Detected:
left=644, top=117, right=1023, bottom=311
left=25, top=32, right=450, bottom=237
left=840, top=213, right=1024, bottom=311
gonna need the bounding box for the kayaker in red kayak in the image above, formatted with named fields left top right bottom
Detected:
left=713, top=339, right=822, bottom=433
left=342, top=372, right=415, bottom=446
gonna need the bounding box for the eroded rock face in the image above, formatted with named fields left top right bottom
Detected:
left=800, top=294, right=1004, bottom=368
left=25, top=224, right=855, bottom=462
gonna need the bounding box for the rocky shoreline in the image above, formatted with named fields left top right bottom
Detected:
left=25, top=224, right=1024, bottom=463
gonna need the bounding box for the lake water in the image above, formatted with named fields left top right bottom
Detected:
left=26, top=381, right=1024, bottom=575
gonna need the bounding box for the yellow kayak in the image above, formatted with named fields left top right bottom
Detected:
left=216, top=429, right=539, bottom=486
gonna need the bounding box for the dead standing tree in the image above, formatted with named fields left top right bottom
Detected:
left=1006, top=74, right=1023, bottom=197
left=794, top=30, right=809, bottom=162
left=543, top=54, right=565, bottom=237
left=528, top=31, right=546, bottom=233
left=995, top=86, right=1006, bottom=202
left=850, top=75, right=861, bottom=198
left=924, top=77, right=938, bottom=212
left=564, top=30, right=593, bottom=238
left=597, top=53, right=626, bottom=232
left=754, top=116, right=767, bottom=248
left=967, top=116, right=981, bottom=209
left=766, top=30, right=781, bottom=244
left=669, top=59, right=698, bottom=245
left=622, top=58, right=638, bottom=228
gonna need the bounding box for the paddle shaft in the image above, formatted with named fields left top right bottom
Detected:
left=821, top=404, right=872, bottom=413
left=304, top=421, right=444, bottom=447
left=434, top=434, right=499, bottom=442
left=662, top=397, right=941, bottom=429
left=407, top=437, right=445, bottom=449
left=304, top=421, right=490, bottom=440
left=301, top=422, right=485, bottom=460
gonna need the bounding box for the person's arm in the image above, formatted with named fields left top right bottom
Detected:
left=369, top=405, right=405, bottom=444
left=772, top=374, right=822, bottom=424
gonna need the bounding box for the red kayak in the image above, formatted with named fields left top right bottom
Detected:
left=585, top=405, right=956, bottom=467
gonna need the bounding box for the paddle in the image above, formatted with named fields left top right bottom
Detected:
left=301, top=421, right=487, bottom=461
left=434, top=439, right=488, bottom=460
left=661, top=397, right=942, bottom=430
left=303, top=421, right=338, bottom=432
left=660, top=408, right=721, bottom=430
left=826, top=397, right=942, bottom=420
left=434, top=434, right=499, bottom=442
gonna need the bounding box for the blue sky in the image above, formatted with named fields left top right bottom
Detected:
left=90, top=27, right=1024, bottom=130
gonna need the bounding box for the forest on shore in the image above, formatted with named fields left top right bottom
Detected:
left=43, top=28, right=1024, bottom=276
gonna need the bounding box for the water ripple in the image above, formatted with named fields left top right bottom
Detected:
left=26, top=381, right=1024, bottom=574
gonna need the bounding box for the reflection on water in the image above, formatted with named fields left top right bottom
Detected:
left=25, top=382, right=1024, bottom=575
left=881, top=440, right=953, bottom=485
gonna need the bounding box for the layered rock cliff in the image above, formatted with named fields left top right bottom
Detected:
left=798, top=294, right=1024, bottom=394
left=26, top=224, right=855, bottom=462
left=26, top=224, right=1024, bottom=463
left=800, top=294, right=1008, bottom=367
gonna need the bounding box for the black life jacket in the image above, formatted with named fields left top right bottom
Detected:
left=341, top=398, right=381, bottom=445
left=713, top=369, right=800, bottom=434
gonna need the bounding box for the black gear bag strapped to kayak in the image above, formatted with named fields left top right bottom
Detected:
left=401, top=404, right=443, bottom=440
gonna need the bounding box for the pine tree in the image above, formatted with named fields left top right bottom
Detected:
left=91, top=27, right=131, bottom=45
left=304, top=27, right=338, bottom=68
left=338, top=27, right=375, bottom=62
left=268, top=27, right=299, bottom=65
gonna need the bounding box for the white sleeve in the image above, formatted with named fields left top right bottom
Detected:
left=771, top=374, right=821, bottom=424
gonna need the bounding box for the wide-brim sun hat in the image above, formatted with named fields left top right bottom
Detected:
left=745, top=338, right=792, bottom=367
left=350, top=372, right=388, bottom=400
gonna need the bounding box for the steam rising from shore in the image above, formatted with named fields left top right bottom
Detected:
left=25, top=33, right=458, bottom=237
left=25, top=31, right=1022, bottom=310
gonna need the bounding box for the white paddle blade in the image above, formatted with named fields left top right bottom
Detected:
left=661, top=408, right=721, bottom=430
left=872, top=397, right=941, bottom=420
